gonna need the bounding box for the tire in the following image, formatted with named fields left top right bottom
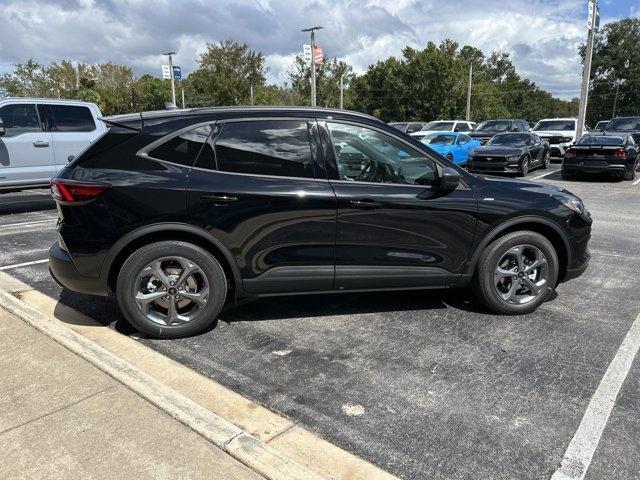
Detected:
left=623, top=165, right=636, bottom=181
left=542, top=151, right=550, bottom=169
left=517, top=155, right=530, bottom=177
left=561, top=167, right=576, bottom=180
left=446, top=153, right=454, bottom=162
left=116, top=241, right=227, bottom=338
left=472, top=231, right=558, bottom=315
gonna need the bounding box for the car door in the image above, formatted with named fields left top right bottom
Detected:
left=529, top=134, right=545, bottom=163
left=0, top=102, right=55, bottom=187
left=38, top=103, right=102, bottom=171
left=456, top=134, right=474, bottom=164
left=320, top=120, right=478, bottom=290
left=186, top=118, right=337, bottom=294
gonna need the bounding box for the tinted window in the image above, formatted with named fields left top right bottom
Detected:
left=149, top=124, right=213, bottom=166
left=215, top=120, right=314, bottom=178
left=487, top=133, right=531, bottom=146
left=406, top=123, right=423, bottom=134
left=458, top=134, right=472, bottom=144
left=606, top=117, right=640, bottom=132
left=456, top=123, right=470, bottom=132
left=422, top=121, right=455, bottom=131
left=328, top=122, right=437, bottom=186
left=48, top=105, right=96, bottom=132
left=475, top=120, right=513, bottom=132
left=0, top=104, right=41, bottom=137
left=577, top=135, right=624, bottom=146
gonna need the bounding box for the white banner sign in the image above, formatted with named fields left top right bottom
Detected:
left=303, top=44, right=312, bottom=64
left=162, top=65, right=171, bottom=79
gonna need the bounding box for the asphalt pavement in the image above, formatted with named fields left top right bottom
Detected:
left=1, top=164, right=639, bottom=479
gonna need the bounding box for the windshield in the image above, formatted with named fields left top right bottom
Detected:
left=475, top=120, right=512, bottom=132
left=595, top=121, right=609, bottom=129
left=533, top=120, right=575, bottom=131
left=421, top=133, right=456, bottom=145
left=487, top=133, right=530, bottom=147
left=422, top=121, right=455, bottom=131
left=389, top=123, right=407, bottom=130
left=578, top=135, right=624, bottom=146
left=606, top=117, right=640, bottom=132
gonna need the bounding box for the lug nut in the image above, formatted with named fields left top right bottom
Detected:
left=178, top=286, right=183, bottom=291
left=175, top=295, right=181, bottom=300
left=162, top=286, right=166, bottom=291
left=170, top=281, right=176, bottom=286
left=164, top=295, right=170, bottom=300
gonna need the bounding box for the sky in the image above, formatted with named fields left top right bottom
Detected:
left=0, top=0, right=638, bottom=99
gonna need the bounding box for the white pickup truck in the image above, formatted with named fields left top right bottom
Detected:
left=531, top=118, right=587, bottom=159
left=0, top=98, right=106, bottom=190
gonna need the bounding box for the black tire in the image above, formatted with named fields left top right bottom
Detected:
left=517, top=155, right=530, bottom=177
left=561, top=167, right=576, bottom=180
left=116, top=241, right=227, bottom=338
left=623, top=166, right=636, bottom=181
left=472, top=231, right=558, bottom=315
left=542, top=151, right=550, bottom=169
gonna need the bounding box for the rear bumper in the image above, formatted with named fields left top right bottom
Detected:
left=49, top=242, right=109, bottom=296
left=562, top=161, right=631, bottom=175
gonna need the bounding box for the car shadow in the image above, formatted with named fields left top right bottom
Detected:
left=542, top=169, right=626, bottom=183
left=0, top=190, right=55, bottom=214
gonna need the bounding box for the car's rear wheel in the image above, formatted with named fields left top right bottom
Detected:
left=623, top=165, right=636, bottom=181
left=472, top=231, right=558, bottom=315
left=446, top=153, right=454, bottom=162
left=561, top=167, right=576, bottom=179
left=116, top=241, right=227, bottom=338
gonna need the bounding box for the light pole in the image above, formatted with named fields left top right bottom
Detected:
left=163, top=51, right=177, bottom=106
left=339, top=74, right=344, bottom=109
left=302, top=26, right=323, bottom=107
left=465, top=63, right=473, bottom=121
left=576, top=0, right=598, bottom=138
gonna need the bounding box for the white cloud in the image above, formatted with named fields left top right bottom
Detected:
left=0, top=0, right=619, bottom=99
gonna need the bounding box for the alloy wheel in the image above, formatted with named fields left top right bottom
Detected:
left=493, top=244, right=548, bottom=305
left=521, top=157, right=529, bottom=176
left=134, top=256, right=209, bottom=326
left=543, top=152, right=550, bottom=168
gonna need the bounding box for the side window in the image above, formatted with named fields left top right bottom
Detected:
left=214, top=120, right=314, bottom=178
left=0, top=104, right=41, bottom=137
left=457, top=123, right=470, bottom=132
left=148, top=124, right=213, bottom=167
left=48, top=105, right=96, bottom=132
left=327, top=122, right=437, bottom=186
left=458, top=134, right=471, bottom=144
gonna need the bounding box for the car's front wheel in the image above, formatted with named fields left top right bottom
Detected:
left=116, top=241, right=227, bottom=338
left=517, top=155, right=530, bottom=177
left=542, top=151, right=551, bottom=169
left=472, top=231, right=558, bottom=315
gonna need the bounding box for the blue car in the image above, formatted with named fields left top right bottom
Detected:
left=416, top=131, right=481, bottom=165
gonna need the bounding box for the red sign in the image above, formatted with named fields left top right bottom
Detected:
left=313, top=46, right=323, bottom=65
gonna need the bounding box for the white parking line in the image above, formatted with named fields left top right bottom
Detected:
left=529, top=171, right=555, bottom=181
left=1, top=219, right=56, bottom=228
left=0, top=259, right=49, bottom=271
left=551, top=310, right=640, bottom=480
left=632, top=177, right=640, bottom=186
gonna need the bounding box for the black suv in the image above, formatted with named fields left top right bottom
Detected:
left=49, top=107, right=591, bottom=338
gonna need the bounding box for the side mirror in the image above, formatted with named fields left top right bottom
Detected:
left=0, top=117, right=5, bottom=137
left=438, top=166, right=460, bottom=191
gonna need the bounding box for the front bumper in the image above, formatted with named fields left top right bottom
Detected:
left=49, top=242, right=109, bottom=296
left=563, top=251, right=590, bottom=281
left=467, top=159, right=520, bottom=173
left=546, top=142, right=572, bottom=158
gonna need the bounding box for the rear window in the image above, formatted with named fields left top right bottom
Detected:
left=422, top=121, right=454, bottom=131
left=533, top=120, right=575, bottom=131
left=606, top=117, right=640, bottom=132
left=148, top=125, right=213, bottom=166
left=578, top=135, right=624, bottom=146
left=47, top=105, right=96, bottom=132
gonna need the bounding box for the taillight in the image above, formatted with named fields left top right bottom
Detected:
left=51, top=178, right=108, bottom=203
left=613, top=149, right=627, bottom=159
left=566, top=148, right=577, bottom=158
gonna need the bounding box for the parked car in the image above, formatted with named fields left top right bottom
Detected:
left=388, top=121, right=426, bottom=134
left=0, top=98, right=105, bottom=190
left=418, top=120, right=476, bottom=133
left=415, top=131, right=480, bottom=165
left=562, top=134, right=639, bottom=181
left=531, top=118, right=585, bottom=160
left=469, top=119, right=530, bottom=144
left=603, top=116, right=640, bottom=144
left=49, top=107, right=591, bottom=338
left=466, top=132, right=550, bottom=176
left=591, top=120, right=610, bottom=132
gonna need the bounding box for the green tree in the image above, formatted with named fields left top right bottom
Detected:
left=0, top=59, right=56, bottom=97
left=187, top=39, right=268, bottom=106
left=587, top=18, right=640, bottom=123
left=288, top=55, right=354, bottom=108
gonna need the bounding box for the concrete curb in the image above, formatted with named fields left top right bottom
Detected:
left=0, top=285, right=324, bottom=480
left=0, top=270, right=399, bottom=480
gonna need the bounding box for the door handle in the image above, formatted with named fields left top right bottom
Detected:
left=350, top=199, right=381, bottom=209
left=200, top=194, right=239, bottom=205
left=32, top=141, right=49, bottom=148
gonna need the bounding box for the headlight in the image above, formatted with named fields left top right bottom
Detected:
left=506, top=156, right=521, bottom=162
left=562, top=136, right=573, bottom=142
left=556, top=195, right=589, bottom=218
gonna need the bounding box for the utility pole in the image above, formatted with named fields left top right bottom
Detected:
left=612, top=81, right=620, bottom=118
left=576, top=0, right=598, bottom=138
left=163, top=51, right=177, bottom=106
left=181, top=88, right=185, bottom=109
left=302, top=26, right=323, bottom=107
left=466, top=63, right=473, bottom=121
left=339, top=74, right=344, bottom=109
left=250, top=83, right=254, bottom=105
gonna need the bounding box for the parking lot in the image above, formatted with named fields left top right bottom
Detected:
left=1, top=163, right=639, bottom=479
